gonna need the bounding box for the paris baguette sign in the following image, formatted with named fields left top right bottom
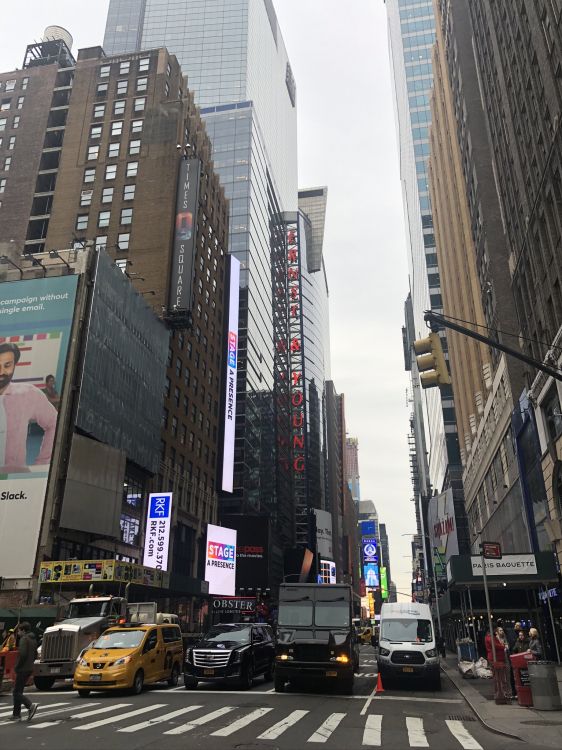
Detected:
left=470, top=554, right=537, bottom=576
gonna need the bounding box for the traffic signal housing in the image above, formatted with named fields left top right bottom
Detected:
left=413, top=331, right=451, bottom=389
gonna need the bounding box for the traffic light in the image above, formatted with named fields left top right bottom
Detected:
left=413, top=331, right=451, bottom=389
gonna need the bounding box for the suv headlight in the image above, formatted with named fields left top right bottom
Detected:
left=378, top=647, right=390, bottom=657
left=425, top=648, right=437, bottom=658
left=113, top=656, right=132, bottom=667
left=276, top=653, right=293, bottom=661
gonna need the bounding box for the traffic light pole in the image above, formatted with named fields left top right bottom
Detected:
left=424, top=311, right=562, bottom=382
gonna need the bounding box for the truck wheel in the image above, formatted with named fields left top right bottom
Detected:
left=34, top=676, right=55, bottom=691
left=167, top=663, right=180, bottom=687
left=77, top=689, right=91, bottom=698
left=131, top=669, right=144, bottom=695
left=274, top=674, right=285, bottom=693
left=240, top=663, right=254, bottom=690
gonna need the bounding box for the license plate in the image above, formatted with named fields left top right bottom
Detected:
left=50, top=667, right=61, bottom=674
left=89, top=674, right=102, bottom=681
left=204, top=668, right=214, bottom=676
left=402, top=666, right=414, bottom=673
left=325, top=671, right=338, bottom=677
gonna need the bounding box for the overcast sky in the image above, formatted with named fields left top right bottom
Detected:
left=0, top=1, right=414, bottom=601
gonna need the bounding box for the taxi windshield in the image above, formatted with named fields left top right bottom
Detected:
left=92, top=630, right=145, bottom=649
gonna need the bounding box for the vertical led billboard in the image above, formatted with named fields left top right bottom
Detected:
left=142, top=492, right=173, bottom=570
left=0, top=275, right=78, bottom=578
left=221, top=256, right=240, bottom=492
left=169, top=157, right=200, bottom=317
left=205, top=523, right=237, bottom=595
left=380, top=566, right=389, bottom=600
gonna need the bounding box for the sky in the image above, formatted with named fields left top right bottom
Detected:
left=0, top=1, right=414, bottom=601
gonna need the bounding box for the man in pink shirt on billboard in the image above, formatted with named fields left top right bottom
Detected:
left=0, top=343, right=58, bottom=470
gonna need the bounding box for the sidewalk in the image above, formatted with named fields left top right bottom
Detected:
left=441, top=655, right=562, bottom=748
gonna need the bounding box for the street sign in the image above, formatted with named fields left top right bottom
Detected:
left=482, top=542, right=502, bottom=559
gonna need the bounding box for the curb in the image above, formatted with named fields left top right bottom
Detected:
left=440, top=663, right=523, bottom=742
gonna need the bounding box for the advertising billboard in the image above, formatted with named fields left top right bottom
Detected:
left=143, top=492, right=173, bottom=570
left=169, top=157, right=200, bottom=315
left=314, top=508, right=333, bottom=559
left=39, top=558, right=168, bottom=587
left=0, top=274, right=78, bottom=579
left=362, top=537, right=378, bottom=564
left=380, top=566, right=389, bottom=600
left=221, top=256, right=240, bottom=493
left=363, top=562, right=380, bottom=588
left=360, top=519, right=377, bottom=537
left=205, top=523, right=237, bottom=595
left=427, top=488, right=459, bottom=572
left=320, top=559, right=337, bottom=584
left=223, top=514, right=269, bottom=589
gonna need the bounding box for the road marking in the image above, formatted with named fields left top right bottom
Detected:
left=257, top=709, right=309, bottom=740
left=0, top=702, right=70, bottom=720
left=168, top=686, right=186, bottom=692
left=30, top=703, right=130, bottom=729
left=446, top=720, right=483, bottom=750
left=362, top=714, right=382, bottom=746
left=358, top=673, right=377, bottom=677
left=158, top=688, right=370, bottom=698
left=360, top=684, right=378, bottom=716
left=373, top=695, right=462, bottom=703
left=265, top=688, right=275, bottom=693
left=1, top=703, right=98, bottom=727
left=119, top=706, right=202, bottom=733
left=406, top=717, right=429, bottom=747
left=74, top=703, right=166, bottom=731
left=164, top=706, right=234, bottom=735
left=211, top=707, right=273, bottom=736
left=308, top=712, right=346, bottom=743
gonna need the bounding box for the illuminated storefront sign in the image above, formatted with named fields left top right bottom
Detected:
left=221, top=257, right=240, bottom=493
left=143, top=492, right=172, bottom=570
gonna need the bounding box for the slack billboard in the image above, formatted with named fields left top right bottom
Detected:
left=205, top=523, right=237, bottom=596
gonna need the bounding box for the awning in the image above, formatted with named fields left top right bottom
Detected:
left=446, top=552, right=558, bottom=590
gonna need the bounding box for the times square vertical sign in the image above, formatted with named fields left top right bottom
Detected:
left=286, top=218, right=308, bottom=545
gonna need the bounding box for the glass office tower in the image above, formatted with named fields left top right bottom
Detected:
left=104, top=1, right=298, bottom=555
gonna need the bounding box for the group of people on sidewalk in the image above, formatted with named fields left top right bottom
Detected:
left=485, top=620, right=542, bottom=701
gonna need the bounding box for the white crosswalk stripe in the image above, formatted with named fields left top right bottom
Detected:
left=257, top=709, right=309, bottom=740
left=0, top=701, right=70, bottom=721
left=363, top=714, right=382, bottom=746
left=31, top=703, right=133, bottom=729
left=163, top=705, right=235, bottom=735
left=406, top=717, right=429, bottom=747
left=445, top=720, right=483, bottom=750
left=118, top=705, right=202, bottom=733
left=211, top=707, right=273, bottom=736
left=308, top=712, right=346, bottom=743
left=74, top=703, right=167, bottom=731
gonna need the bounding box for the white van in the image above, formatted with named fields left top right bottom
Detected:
left=377, top=602, right=440, bottom=689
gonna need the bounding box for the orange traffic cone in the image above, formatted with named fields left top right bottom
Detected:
left=375, top=672, right=384, bottom=693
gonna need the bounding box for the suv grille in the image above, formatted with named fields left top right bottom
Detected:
left=193, top=649, right=231, bottom=668
left=42, top=630, right=77, bottom=662
left=391, top=650, right=425, bottom=665
left=294, top=644, right=330, bottom=663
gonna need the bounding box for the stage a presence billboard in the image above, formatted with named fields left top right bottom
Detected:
left=0, top=274, right=78, bottom=578
left=169, top=157, right=199, bottom=316
left=221, top=256, right=240, bottom=492
left=143, top=492, right=173, bottom=571
left=205, top=523, right=237, bottom=596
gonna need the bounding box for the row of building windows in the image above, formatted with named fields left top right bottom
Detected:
left=0, top=136, right=16, bottom=152
left=0, top=114, right=20, bottom=132
left=90, top=119, right=144, bottom=139
left=0, top=76, right=29, bottom=92
left=0, top=96, right=25, bottom=111
left=84, top=161, right=138, bottom=182
left=87, top=139, right=141, bottom=160
left=80, top=184, right=136, bottom=206
left=76, top=208, right=134, bottom=230
left=97, top=77, right=148, bottom=97
left=99, top=57, right=152, bottom=78
left=94, top=97, right=146, bottom=119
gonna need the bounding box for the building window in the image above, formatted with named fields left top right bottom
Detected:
left=139, top=58, right=150, bottom=72
left=83, top=168, right=95, bottom=183
left=136, top=77, right=148, bottom=92
left=108, top=142, right=120, bottom=158
left=16, top=97, right=24, bottom=109
left=1, top=99, right=11, bottom=111
left=76, top=214, right=89, bottom=231
left=0, top=179, right=5, bottom=193
left=165, top=81, right=170, bottom=97
left=126, top=161, right=138, bottom=177
left=0, top=118, right=6, bottom=131
left=99, top=65, right=111, bottom=78
left=80, top=189, right=93, bottom=206
left=95, top=235, right=107, bottom=250
left=166, top=62, right=171, bottom=77
left=129, top=139, right=141, bottom=155
left=102, top=187, right=114, bottom=204
left=114, top=100, right=126, bottom=116
left=96, top=82, right=108, bottom=96
left=174, top=387, right=180, bottom=407
left=116, top=259, right=127, bottom=273
left=93, top=104, right=105, bottom=120
left=21, top=77, right=29, bottom=90
left=117, top=80, right=128, bottom=96
left=117, top=232, right=130, bottom=250
left=131, top=119, right=143, bottom=133
left=175, top=358, right=182, bottom=377
left=8, top=136, right=15, bottom=150
left=98, top=210, right=111, bottom=227
left=4, top=156, right=11, bottom=171
left=12, top=116, right=20, bottom=129
left=123, top=184, right=135, bottom=201
left=87, top=145, right=99, bottom=161
left=120, top=207, right=133, bottom=225
left=134, top=97, right=146, bottom=112
left=119, top=61, right=131, bottom=75
left=105, top=164, right=117, bottom=181
left=90, top=124, right=102, bottom=139
left=111, top=121, right=123, bottom=137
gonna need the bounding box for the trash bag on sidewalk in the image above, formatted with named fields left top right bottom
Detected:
left=475, top=657, right=493, bottom=679
left=458, top=660, right=477, bottom=678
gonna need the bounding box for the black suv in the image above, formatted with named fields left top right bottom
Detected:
left=184, top=623, right=275, bottom=690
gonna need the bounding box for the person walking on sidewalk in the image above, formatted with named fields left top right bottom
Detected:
left=11, top=622, right=39, bottom=722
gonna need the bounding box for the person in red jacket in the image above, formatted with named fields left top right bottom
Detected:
left=485, top=628, right=511, bottom=703
left=485, top=628, right=506, bottom=664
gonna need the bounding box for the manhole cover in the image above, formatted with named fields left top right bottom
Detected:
left=447, top=715, right=477, bottom=722
left=521, top=720, right=562, bottom=726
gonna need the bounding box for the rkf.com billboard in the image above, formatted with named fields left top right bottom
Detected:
left=143, top=492, right=173, bottom=571
left=0, top=274, right=78, bottom=578
left=221, top=256, right=240, bottom=493
left=205, top=523, right=237, bottom=596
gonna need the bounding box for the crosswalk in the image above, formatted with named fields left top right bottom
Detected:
left=0, top=700, right=484, bottom=747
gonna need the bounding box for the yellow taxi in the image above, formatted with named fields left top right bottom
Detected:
left=73, top=623, right=183, bottom=696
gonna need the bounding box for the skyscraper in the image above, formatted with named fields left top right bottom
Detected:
left=104, top=0, right=298, bottom=577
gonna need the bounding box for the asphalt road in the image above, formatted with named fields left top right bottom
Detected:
left=0, top=647, right=552, bottom=749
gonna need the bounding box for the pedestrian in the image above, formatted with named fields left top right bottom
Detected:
left=1, top=628, right=16, bottom=652
left=485, top=628, right=506, bottom=665
left=527, top=627, right=543, bottom=658
left=485, top=628, right=510, bottom=702
left=512, top=630, right=530, bottom=654
left=437, top=632, right=446, bottom=658
left=11, top=622, right=39, bottom=722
